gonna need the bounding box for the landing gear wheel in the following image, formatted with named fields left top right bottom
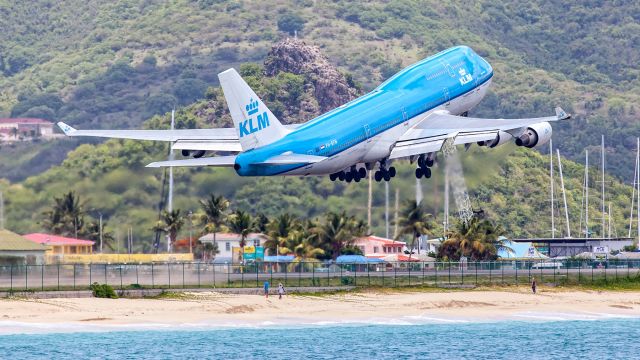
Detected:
left=415, top=167, right=423, bottom=179
left=358, top=167, right=366, bottom=178
left=338, top=172, right=345, bottom=181
left=388, top=166, right=396, bottom=178
left=424, top=167, right=432, bottom=178
left=426, top=158, right=434, bottom=167
left=374, top=171, right=382, bottom=182
left=329, top=173, right=337, bottom=181
left=354, top=174, right=361, bottom=182
left=383, top=172, right=391, bottom=182
left=418, top=157, right=425, bottom=168
left=345, top=172, right=353, bottom=182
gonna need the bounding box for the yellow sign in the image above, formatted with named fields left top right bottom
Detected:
left=244, top=246, right=255, bottom=254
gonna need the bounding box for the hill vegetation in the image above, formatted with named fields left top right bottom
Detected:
left=0, top=0, right=638, bottom=248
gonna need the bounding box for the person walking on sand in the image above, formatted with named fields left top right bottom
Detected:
left=264, top=280, right=270, bottom=299
left=278, top=282, right=285, bottom=300
left=531, top=277, right=537, bottom=294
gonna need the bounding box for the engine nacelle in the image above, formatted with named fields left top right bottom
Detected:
left=515, top=122, right=552, bottom=148
left=484, top=131, right=513, bottom=148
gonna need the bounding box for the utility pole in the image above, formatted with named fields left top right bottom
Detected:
left=367, top=171, right=372, bottom=228
left=629, top=140, right=637, bottom=238
left=557, top=150, right=571, bottom=237
left=550, top=139, right=555, bottom=238
left=189, top=210, right=193, bottom=256
left=99, top=212, right=103, bottom=253
left=167, top=109, right=175, bottom=253
left=385, top=181, right=389, bottom=239
left=608, top=202, right=612, bottom=239
left=637, top=138, right=640, bottom=249
left=0, top=191, right=4, bottom=230
left=393, top=188, right=399, bottom=239
left=585, top=150, right=589, bottom=239
left=602, top=135, right=606, bottom=237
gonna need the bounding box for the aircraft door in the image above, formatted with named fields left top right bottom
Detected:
left=363, top=124, right=372, bottom=142
left=443, top=87, right=450, bottom=106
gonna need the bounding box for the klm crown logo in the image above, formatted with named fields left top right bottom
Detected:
left=245, top=98, right=259, bottom=116
left=239, top=98, right=270, bottom=138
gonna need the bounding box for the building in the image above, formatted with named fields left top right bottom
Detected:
left=0, top=118, right=55, bottom=141
left=0, top=229, right=48, bottom=265
left=198, top=232, right=268, bottom=263
left=23, top=233, right=94, bottom=256
left=511, top=237, right=633, bottom=258
left=353, top=235, right=406, bottom=258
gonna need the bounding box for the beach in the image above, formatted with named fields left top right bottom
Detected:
left=1, top=288, right=639, bottom=333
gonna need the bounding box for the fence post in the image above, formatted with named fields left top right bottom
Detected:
left=136, top=264, right=139, bottom=286
left=327, top=263, right=330, bottom=286
left=490, top=262, right=493, bottom=283
left=408, top=263, right=411, bottom=287
left=119, top=265, right=123, bottom=290
left=448, top=261, right=451, bottom=285
left=25, top=264, right=28, bottom=290
left=435, top=262, right=438, bottom=286
left=578, top=260, right=581, bottom=284
left=197, top=262, right=201, bottom=288
left=89, top=264, right=92, bottom=287
left=299, top=262, right=302, bottom=287
left=227, top=263, right=230, bottom=286
left=394, top=263, right=397, bottom=287
left=212, top=263, right=216, bottom=288
left=10, top=264, right=13, bottom=292
left=353, top=263, right=357, bottom=287
left=73, top=264, right=76, bottom=290
left=475, top=261, right=478, bottom=285
left=368, top=263, right=371, bottom=286
left=57, top=263, right=60, bottom=291
left=256, top=262, right=259, bottom=288
left=168, top=263, right=171, bottom=289
left=104, top=264, right=107, bottom=285
left=270, top=263, right=273, bottom=287
left=461, top=262, right=464, bottom=285
left=42, top=264, right=46, bottom=291
left=422, top=262, right=425, bottom=285
left=151, top=263, right=154, bottom=289
left=591, top=263, right=594, bottom=283
left=182, top=262, right=185, bottom=289
left=313, top=263, right=316, bottom=287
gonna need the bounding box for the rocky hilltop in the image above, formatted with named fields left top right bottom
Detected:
left=264, top=38, right=359, bottom=113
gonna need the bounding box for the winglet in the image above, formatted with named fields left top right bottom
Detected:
left=555, top=107, right=571, bottom=120
left=57, top=122, right=77, bottom=136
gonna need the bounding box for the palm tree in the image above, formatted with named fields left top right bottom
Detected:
left=84, top=220, right=115, bottom=251
left=264, top=213, right=299, bottom=255
left=199, top=194, right=229, bottom=251
left=42, top=191, right=86, bottom=238
left=395, top=200, right=433, bottom=256
left=253, top=213, right=269, bottom=233
left=227, top=210, right=253, bottom=260
left=315, top=211, right=366, bottom=259
left=154, top=209, right=184, bottom=252
left=440, top=217, right=510, bottom=260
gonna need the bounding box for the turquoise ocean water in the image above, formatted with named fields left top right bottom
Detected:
left=0, top=318, right=638, bottom=359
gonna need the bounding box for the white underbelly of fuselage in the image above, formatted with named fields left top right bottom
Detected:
left=285, top=79, right=491, bottom=176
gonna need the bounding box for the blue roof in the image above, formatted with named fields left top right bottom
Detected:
left=336, top=255, right=384, bottom=264
left=263, top=255, right=295, bottom=262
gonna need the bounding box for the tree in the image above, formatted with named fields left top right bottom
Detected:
left=154, top=209, right=184, bottom=252
left=396, top=200, right=433, bottom=256
left=199, top=194, right=229, bottom=250
left=277, top=12, right=305, bottom=35
left=265, top=213, right=299, bottom=255
left=315, top=211, right=367, bottom=259
left=438, top=217, right=510, bottom=261
left=227, top=210, right=253, bottom=249
left=84, top=219, right=115, bottom=251
left=42, top=191, right=86, bottom=238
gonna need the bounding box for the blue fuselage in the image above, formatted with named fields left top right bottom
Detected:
left=234, top=46, right=493, bottom=176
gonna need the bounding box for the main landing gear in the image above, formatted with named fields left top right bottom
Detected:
left=415, top=153, right=435, bottom=179
left=330, top=166, right=367, bottom=183
left=373, top=165, right=395, bottom=182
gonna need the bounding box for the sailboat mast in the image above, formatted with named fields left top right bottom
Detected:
left=550, top=139, right=555, bottom=238
left=557, top=149, right=571, bottom=238
left=585, top=150, right=589, bottom=239
left=602, top=135, right=606, bottom=237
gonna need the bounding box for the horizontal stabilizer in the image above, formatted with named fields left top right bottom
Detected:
left=146, top=156, right=237, bottom=168
left=255, top=153, right=327, bottom=165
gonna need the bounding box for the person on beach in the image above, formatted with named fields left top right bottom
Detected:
left=264, top=281, right=270, bottom=298
left=278, top=282, right=285, bottom=299
left=531, top=277, right=537, bottom=294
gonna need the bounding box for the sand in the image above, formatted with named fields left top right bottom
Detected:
left=1, top=288, right=640, bottom=332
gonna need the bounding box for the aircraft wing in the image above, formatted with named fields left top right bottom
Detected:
left=146, top=155, right=237, bottom=168
left=58, top=122, right=302, bottom=153
left=389, top=107, right=570, bottom=159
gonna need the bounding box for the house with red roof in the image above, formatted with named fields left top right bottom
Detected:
left=23, top=233, right=94, bottom=256
left=0, top=118, right=55, bottom=141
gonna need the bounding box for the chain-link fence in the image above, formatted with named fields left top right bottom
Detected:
left=0, top=259, right=639, bottom=292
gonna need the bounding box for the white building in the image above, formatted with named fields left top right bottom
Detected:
left=198, top=232, right=268, bottom=263
left=0, top=118, right=55, bottom=141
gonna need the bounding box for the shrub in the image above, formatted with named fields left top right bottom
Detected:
left=90, top=282, right=118, bottom=298
left=277, top=13, right=305, bottom=35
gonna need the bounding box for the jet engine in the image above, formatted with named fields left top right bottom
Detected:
left=483, top=131, right=513, bottom=148
left=515, top=122, right=552, bottom=148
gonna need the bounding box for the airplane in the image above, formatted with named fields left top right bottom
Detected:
left=58, top=45, right=570, bottom=183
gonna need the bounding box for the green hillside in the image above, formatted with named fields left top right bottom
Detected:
left=0, top=0, right=638, bottom=247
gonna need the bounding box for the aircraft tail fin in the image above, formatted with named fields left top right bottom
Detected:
left=218, top=68, right=289, bottom=151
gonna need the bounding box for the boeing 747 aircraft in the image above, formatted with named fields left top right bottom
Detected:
left=58, top=46, right=570, bottom=182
